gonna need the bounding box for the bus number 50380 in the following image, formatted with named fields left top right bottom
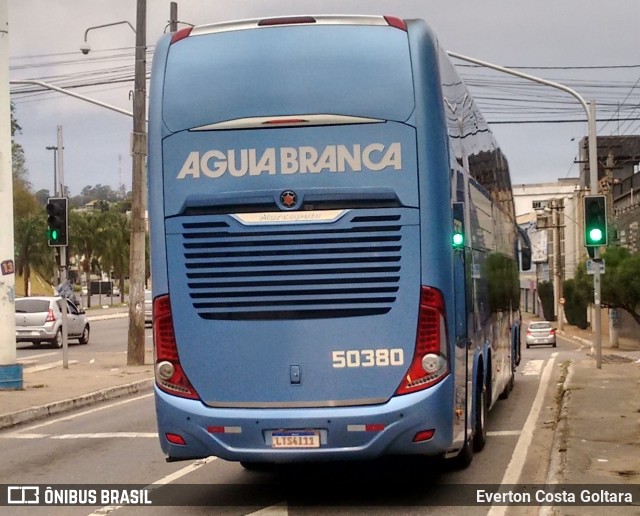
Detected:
left=332, top=349, right=404, bottom=368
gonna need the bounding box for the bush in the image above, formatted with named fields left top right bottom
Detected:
left=563, top=278, right=588, bottom=329
left=537, top=281, right=555, bottom=321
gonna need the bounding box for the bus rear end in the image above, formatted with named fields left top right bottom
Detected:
left=149, top=16, right=458, bottom=463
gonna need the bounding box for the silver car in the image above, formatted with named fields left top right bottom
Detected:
left=144, top=290, right=153, bottom=326
left=15, top=296, right=90, bottom=348
left=526, top=321, right=556, bottom=348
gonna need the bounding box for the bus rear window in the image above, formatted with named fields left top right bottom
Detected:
left=162, top=25, right=415, bottom=132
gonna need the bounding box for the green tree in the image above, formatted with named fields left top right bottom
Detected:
left=98, top=211, right=130, bottom=296
left=14, top=213, right=54, bottom=295
left=600, top=247, right=640, bottom=325
left=69, top=211, right=103, bottom=307
left=537, top=281, right=555, bottom=321
left=11, top=102, right=56, bottom=294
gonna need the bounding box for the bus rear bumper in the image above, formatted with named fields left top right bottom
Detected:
left=154, top=381, right=456, bottom=463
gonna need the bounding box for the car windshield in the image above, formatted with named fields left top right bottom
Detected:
left=15, top=299, right=50, bottom=313
left=530, top=322, right=552, bottom=330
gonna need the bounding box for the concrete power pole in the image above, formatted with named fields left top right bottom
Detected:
left=604, top=152, right=619, bottom=348
left=552, top=199, right=564, bottom=331
left=169, top=2, right=178, bottom=32
left=127, top=0, right=147, bottom=366
left=0, top=1, right=22, bottom=389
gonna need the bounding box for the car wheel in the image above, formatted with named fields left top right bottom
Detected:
left=78, top=325, right=90, bottom=345
left=51, top=330, right=62, bottom=349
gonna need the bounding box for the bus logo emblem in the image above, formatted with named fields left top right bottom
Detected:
left=281, top=191, right=298, bottom=209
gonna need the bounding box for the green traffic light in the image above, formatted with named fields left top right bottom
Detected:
left=51, top=229, right=59, bottom=242
left=584, top=195, right=607, bottom=247
left=452, top=233, right=464, bottom=247
left=588, top=227, right=603, bottom=243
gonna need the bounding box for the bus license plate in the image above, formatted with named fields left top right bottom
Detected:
left=271, top=431, right=320, bottom=449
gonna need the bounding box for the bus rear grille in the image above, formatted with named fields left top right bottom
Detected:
left=181, top=214, right=403, bottom=320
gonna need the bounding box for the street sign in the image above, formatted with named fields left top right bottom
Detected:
left=586, top=259, right=605, bottom=275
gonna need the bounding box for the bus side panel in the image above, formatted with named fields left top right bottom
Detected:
left=148, top=33, right=172, bottom=296
left=408, top=20, right=464, bottom=447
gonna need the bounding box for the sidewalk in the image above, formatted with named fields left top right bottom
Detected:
left=544, top=316, right=640, bottom=489
left=0, top=307, right=154, bottom=430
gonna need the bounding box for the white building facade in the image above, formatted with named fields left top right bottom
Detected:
left=513, top=178, right=584, bottom=316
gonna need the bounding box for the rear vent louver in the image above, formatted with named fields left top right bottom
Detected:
left=180, top=214, right=404, bottom=320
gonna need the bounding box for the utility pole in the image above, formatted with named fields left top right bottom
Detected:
left=127, top=0, right=147, bottom=365
left=551, top=199, right=564, bottom=331
left=0, top=1, right=22, bottom=389
left=169, top=2, right=178, bottom=32
left=603, top=152, right=619, bottom=348
left=55, top=126, right=70, bottom=369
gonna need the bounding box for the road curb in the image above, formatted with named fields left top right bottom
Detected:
left=0, top=378, right=153, bottom=430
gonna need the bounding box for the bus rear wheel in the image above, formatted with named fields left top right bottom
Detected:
left=473, top=376, right=488, bottom=452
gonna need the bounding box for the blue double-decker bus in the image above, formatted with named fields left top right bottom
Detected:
left=148, top=15, right=531, bottom=468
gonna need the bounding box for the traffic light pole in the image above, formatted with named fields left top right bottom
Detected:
left=587, top=103, right=603, bottom=368
left=447, top=52, right=602, bottom=368
left=55, top=127, right=69, bottom=368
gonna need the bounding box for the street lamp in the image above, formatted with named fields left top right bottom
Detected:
left=80, top=21, right=135, bottom=55
left=80, top=3, right=147, bottom=366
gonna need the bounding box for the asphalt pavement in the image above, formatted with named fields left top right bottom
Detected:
left=1, top=307, right=639, bottom=492
left=0, top=306, right=153, bottom=428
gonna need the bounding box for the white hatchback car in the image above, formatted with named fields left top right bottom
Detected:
left=15, top=296, right=90, bottom=348
left=526, top=321, right=556, bottom=348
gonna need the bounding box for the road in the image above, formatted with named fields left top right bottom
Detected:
left=16, top=316, right=152, bottom=370
left=2, top=331, right=584, bottom=515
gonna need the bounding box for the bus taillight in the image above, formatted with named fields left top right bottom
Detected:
left=153, top=295, right=200, bottom=400
left=395, top=286, right=450, bottom=395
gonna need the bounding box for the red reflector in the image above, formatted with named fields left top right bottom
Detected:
left=262, top=119, right=308, bottom=126
left=170, top=27, right=192, bottom=44
left=165, top=433, right=186, bottom=445
left=207, top=426, right=224, bottom=434
left=258, top=16, right=316, bottom=27
left=413, top=429, right=435, bottom=442
left=365, top=424, right=385, bottom=432
left=384, top=16, right=407, bottom=31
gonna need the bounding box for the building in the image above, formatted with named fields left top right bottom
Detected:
left=513, top=178, right=582, bottom=318
left=579, top=135, right=640, bottom=340
left=579, top=135, right=640, bottom=253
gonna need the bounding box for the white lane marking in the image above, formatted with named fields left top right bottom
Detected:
left=487, top=430, right=521, bottom=437
left=488, top=353, right=557, bottom=516
left=0, top=433, right=49, bottom=439
left=54, top=432, right=157, bottom=439
left=1, top=431, right=157, bottom=440
left=85, top=456, right=218, bottom=516
left=521, top=359, right=544, bottom=375
left=246, top=504, right=289, bottom=516
left=16, top=393, right=154, bottom=432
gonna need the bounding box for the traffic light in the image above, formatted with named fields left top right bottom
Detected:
left=46, top=197, right=68, bottom=247
left=583, top=195, right=607, bottom=247
left=452, top=202, right=465, bottom=249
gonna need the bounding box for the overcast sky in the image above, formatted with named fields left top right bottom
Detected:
left=8, top=0, right=640, bottom=197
